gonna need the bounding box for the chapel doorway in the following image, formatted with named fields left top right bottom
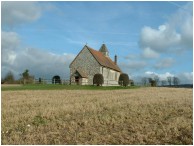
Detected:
left=75, top=76, right=80, bottom=85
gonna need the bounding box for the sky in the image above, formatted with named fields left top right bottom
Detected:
left=1, top=1, right=193, bottom=84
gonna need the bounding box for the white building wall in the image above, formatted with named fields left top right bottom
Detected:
left=81, top=78, right=88, bottom=85
left=101, top=67, right=120, bottom=86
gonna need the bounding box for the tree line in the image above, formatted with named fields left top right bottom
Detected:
left=2, top=69, right=34, bottom=84
left=2, top=70, right=180, bottom=87
left=141, top=75, right=180, bottom=87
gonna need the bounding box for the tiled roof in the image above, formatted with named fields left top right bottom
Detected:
left=87, top=46, right=121, bottom=72
left=76, top=69, right=88, bottom=78
left=72, top=69, right=88, bottom=78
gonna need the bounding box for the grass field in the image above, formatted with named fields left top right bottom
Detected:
left=1, top=87, right=193, bottom=144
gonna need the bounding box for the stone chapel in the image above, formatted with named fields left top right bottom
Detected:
left=69, top=44, right=122, bottom=86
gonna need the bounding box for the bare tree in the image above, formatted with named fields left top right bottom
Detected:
left=167, top=76, right=172, bottom=86
left=161, top=80, right=167, bottom=86
left=154, top=75, right=159, bottom=86
left=141, top=77, right=148, bottom=86
left=173, top=77, right=180, bottom=86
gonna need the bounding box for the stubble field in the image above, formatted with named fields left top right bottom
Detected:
left=1, top=87, right=193, bottom=144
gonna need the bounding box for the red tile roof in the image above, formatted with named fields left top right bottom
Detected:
left=87, top=46, right=121, bottom=72
left=76, top=69, right=88, bottom=78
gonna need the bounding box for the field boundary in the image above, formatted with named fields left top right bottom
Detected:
left=1, top=84, right=139, bottom=91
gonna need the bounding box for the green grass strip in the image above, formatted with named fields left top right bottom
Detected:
left=1, top=84, right=139, bottom=91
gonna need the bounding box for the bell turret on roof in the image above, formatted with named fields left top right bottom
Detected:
left=99, top=44, right=109, bottom=57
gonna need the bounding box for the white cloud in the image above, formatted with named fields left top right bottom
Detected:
left=157, top=72, right=174, bottom=81
left=144, top=71, right=156, bottom=78
left=2, top=47, right=76, bottom=80
left=177, top=72, right=193, bottom=84
left=140, top=24, right=181, bottom=53
left=154, top=58, right=175, bottom=69
left=1, top=31, right=20, bottom=50
left=169, top=2, right=193, bottom=46
left=16, top=48, right=75, bottom=79
left=1, top=31, right=75, bottom=80
left=1, top=2, right=76, bottom=80
left=139, top=2, right=193, bottom=57
left=142, top=47, right=159, bottom=58
left=2, top=1, right=41, bottom=27
left=1, top=1, right=71, bottom=79
left=180, top=14, right=193, bottom=48
left=145, top=71, right=174, bottom=80
left=1, top=31, right=20, bottom=65
left=119, top=61, right=147, bottom=73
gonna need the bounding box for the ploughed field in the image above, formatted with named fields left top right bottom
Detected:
left=2, top=87, right=192, bottom=144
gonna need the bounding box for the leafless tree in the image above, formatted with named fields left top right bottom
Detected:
left=154, top=75, right=159, bottom=86
left=173, top=77, right=180, bottom=86
left=167, top=76, right=172, bottom=86
left=161, top=80, right=167, bottom=86
left=141, top=77, right=148, bottom=86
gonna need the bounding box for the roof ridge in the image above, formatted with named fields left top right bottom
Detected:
left=87, top=47, right=121, bottom=72
left=70, top=45, right=121, bottom=72
left=85, top=45, right=96, bottom=51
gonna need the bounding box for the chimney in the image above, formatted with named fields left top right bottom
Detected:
left=114, top=55, right=117, bottom=64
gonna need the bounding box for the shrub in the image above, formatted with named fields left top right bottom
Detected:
left=52, top=75, right=61, bottom=84
left=130, top=80, right=134, bottom=86
left=93, top=73, right=104, bottom=86
left=119, top=73, right=129, bottom=87
left=21, top=69, right=34, bottom=84
left=149, top=79, right=156, bottom=87
left=3, top=71, right=15, bottom=84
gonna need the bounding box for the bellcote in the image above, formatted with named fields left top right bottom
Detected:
left=99, top=44, right=109, bottom=57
